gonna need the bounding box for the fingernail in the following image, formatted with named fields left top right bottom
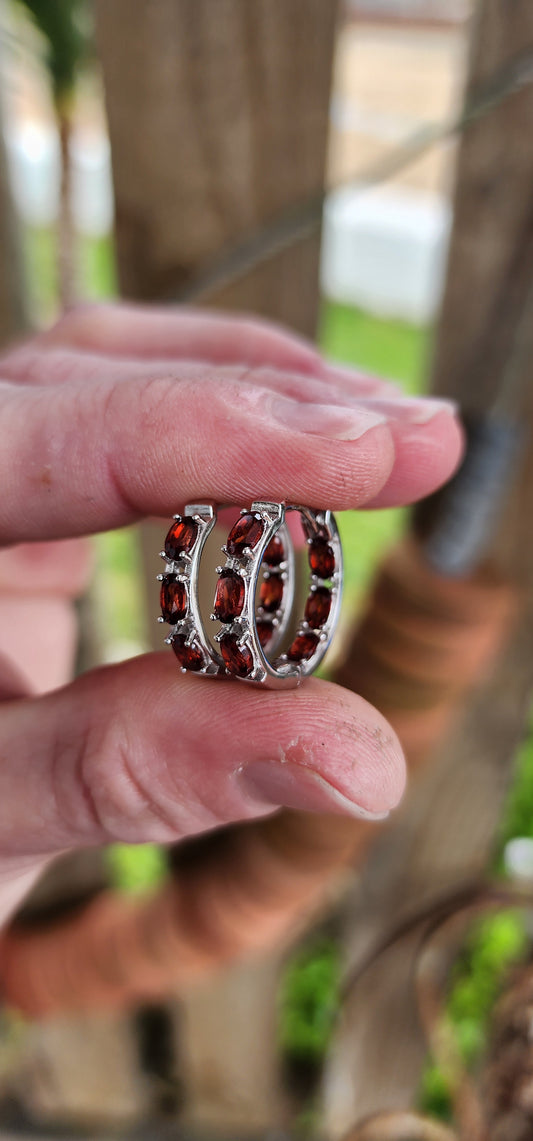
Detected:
left=237, top=760, right=389, bottom=821
left=270, top=396, right=386, bottom=441
left=358, top=395, right=459, bottom=425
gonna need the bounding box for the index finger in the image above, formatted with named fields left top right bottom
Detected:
left=0, top=363, right=397, bottom=543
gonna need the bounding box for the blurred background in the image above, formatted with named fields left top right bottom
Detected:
left=0, top=1, right=533, bottom=1139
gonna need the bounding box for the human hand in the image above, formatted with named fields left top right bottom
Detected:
left=0, top=304, right=463, bottom=926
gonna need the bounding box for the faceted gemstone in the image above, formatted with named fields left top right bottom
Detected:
left=304, top=587, right=332, bottom=629
left=309, top=538, right=335, bottom=578
left=164, top=516, right=198, bottom=560
left=287, top=632, right=320, bottom=662
left=171, top=634, right=205, bottom=671
left=160, top=576, right=187, bottom=624
left=263, top=534, right=284, bottom=566
left=220, top=633, right=254, bottom=678
left=226, top=513, right=264, bottom=557
left=213, top=569, right=245, bottom=623
left=260, top=574, right=284, bottom=613
left=256, top=620, right=274, bottom=649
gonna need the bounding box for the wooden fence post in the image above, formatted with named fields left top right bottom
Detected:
left=95, top=0, right=336, bottom=335
left=93, top=2, right=338, bottom=1132
left=322, top=0, right=533, bottom=1130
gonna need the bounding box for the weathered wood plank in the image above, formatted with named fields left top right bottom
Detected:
left=95, top=0, right=337, bottom=337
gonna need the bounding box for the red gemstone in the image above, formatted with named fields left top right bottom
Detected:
left=227, top=513, right=264, bottom=557
left=160, top=576, right=188, bottom=624
left=171, top=634, right=205, bottom=671
left=309, top=538, right=335, bottom=578
left=263, top=534, right=284, bottom=566
left=304, top=587, right=332, bottom=629
left=165, top=517, right=198, bottom=560
left=256, top=620, right=274, bottom=648
left=260, top=574, right=284, bottom=613
left=213, top=569, right=245, bottom=623
left=220, top=634, right=254, bottom=677
left=287, top=632, right=320, bottom=662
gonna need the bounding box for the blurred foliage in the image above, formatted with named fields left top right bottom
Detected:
left=448, top=912, right=527, bottom=1063
left=497, top=715, right=533, bottom=856
left=24, top=226, right=116, bottom=325
left=16, top=0, right=89, bottom=107
left=279, top=938, right=341, bottom=1063
left=105, top=843, right=168, bottom=896
left=420, top=911, right=528, bottom=1119
left=419, top=722, right=533, bottom=1120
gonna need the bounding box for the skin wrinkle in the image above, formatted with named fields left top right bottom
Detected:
left=50, top=698, right=106, bottom=849
left=99, top=379, right=148, bottom=523
left=81, top=715, right=173, bottom=843
left=149, top=701, right=255, bottom=830
left=104, top=735, right=187, bottom=842
left=80, top=675, right=223, bottom=843
left=136, top=727, right=226, bottom=838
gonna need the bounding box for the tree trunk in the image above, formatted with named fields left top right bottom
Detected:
left=323, top=0, right=533, bottom=1131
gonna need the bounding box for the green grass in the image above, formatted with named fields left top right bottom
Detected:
left=319, top=299, right=431, bottom=394
left=23, top=225, right=116, bottom=324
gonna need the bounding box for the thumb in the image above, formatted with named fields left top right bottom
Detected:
left=0, top=654, right=406, bottom=861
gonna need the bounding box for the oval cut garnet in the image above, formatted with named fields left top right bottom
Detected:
left=263, top=534, right=284, bottom=566
left=165, top=516, right=198, bottom=560
left=213, top=568, right=245, bottom=623
left=160, top=576, right=187, bottom=624
left=304, top=587, right=332, bottom=629
left=171, top=634, right=205, bottom=671
left=226, top=513, right=264, bottom=557
left=287, top=632, right=320, bottom=662
left=260, top=574, right=284, bottom=613
left=256, top=620, right=274, bottom=649
left=309, top=538, right=335, bottom=578
left=220, top=633, right=254, bottom=677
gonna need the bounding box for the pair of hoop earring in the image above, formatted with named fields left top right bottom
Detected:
left=158, top=502, right=343, bottom=689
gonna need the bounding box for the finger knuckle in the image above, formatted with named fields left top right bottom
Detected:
left=78, top=711, right=181, bottom=843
